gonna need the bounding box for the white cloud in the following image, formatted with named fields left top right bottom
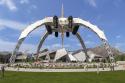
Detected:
left=29, top=27, right=45, bottom=36
left=85, top=41, right=95, bottom=45
left=0, top=25, right=5, bottom=30
left=44, top=43, right=70, bottom=50
left=0, top=0, right=17, bottom=11
left=0, top=18, right=46, bottom=36
left=0, top=38, right=72, bottom=53
left=31, top=5, right=37, bottom=9
left=51, top=43, right=62, bottom=48
left=113, top=42, right=125, bottom=52
left=0, top=39, right=36, bottom=52
left=85, top=0, right=97, bottom=7
left=116, top=35, right=121, bottom=39
left=77, top=40, right=95, bottom=47
left=0, top=19, right=46, bottom=52
left=27, top=4, right=37, bottom=14
left=0, top=18, right=27, bottom=31
left=20, top=0, right=29, bottom=4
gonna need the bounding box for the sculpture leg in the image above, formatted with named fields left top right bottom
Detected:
left=76, top=33, right=89, bottom=62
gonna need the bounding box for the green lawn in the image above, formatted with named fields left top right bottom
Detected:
left=0, top=71, right=125, bottom=83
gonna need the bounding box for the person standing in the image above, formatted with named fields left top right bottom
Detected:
left=1, top=65, right=5, bottom=78
left=97, top=63, right=100, bottom=74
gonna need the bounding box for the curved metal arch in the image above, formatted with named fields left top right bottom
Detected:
left=10, top=17, right=113, bottom=63
left=36, top=31, right=49, bottom=59
left=75, top=33, right=89, bottom=61
left=10, top=17, right=53, bottom=63
left=73, top=18, right=107, bottom=40
left=18, top=18, right=107, bottom=41
left=73, top=18, right=114, bottom=62
left=36, top=32, right=89, bottom=61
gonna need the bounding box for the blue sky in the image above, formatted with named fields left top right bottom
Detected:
left=0, top=0, right=125, bottom=53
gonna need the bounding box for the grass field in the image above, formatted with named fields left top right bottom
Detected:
left=0, top=71, right=125, bottom=83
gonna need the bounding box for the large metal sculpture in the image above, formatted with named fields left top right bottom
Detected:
left=9, top=5, right=114, bottom=64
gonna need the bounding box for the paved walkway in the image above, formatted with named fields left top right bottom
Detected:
left=2, top=66, right=124, bottom=72
left=1, top=64, right=125, bottom=72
